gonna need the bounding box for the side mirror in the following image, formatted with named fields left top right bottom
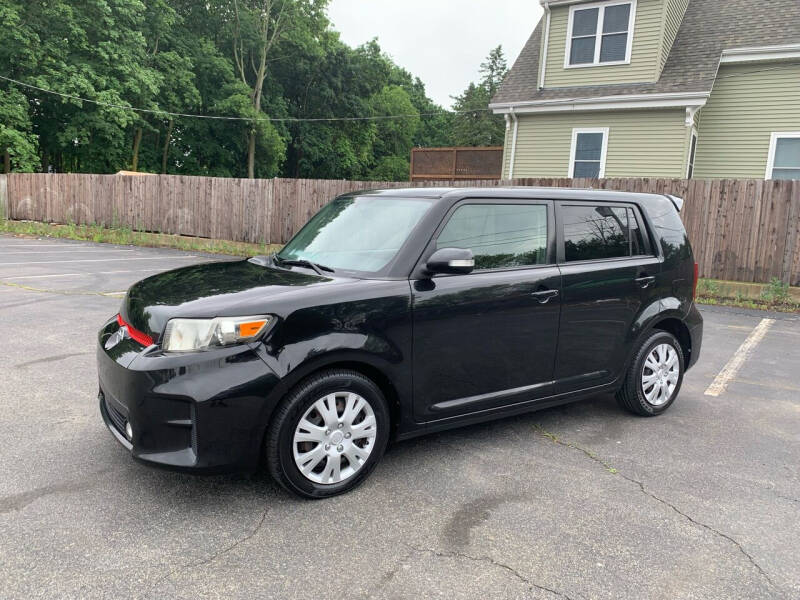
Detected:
left=426, top=247, right=475, bottom=275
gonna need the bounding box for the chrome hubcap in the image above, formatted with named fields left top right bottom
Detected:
left=292, top=392, right=377, bottom=485
left=641, top=344, right=680, bottom=406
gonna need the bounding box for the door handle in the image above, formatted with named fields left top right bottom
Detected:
left=635, top=275, right=656, bottom=289
left=531, top=289, right=559, bottom=304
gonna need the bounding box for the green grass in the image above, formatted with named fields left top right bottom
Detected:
left=697, top=278, right=800, bottom=313
left=0, top=219, right=282, bottom=257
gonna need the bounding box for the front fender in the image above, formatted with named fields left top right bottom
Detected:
left=249, top=285, right=414, bottom=439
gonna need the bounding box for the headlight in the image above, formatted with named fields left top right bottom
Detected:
left=162, top=316, right=272, bottom=352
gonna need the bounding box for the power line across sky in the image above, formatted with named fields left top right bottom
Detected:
left=0, top=74, right=490, bottom=123
left=3, top=63, right=793, bottom=124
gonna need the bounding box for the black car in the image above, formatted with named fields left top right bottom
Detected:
left=98, top=187, right=703, bottom=498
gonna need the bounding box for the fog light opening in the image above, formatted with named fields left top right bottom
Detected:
left=125, top=421, right=133, bottom=441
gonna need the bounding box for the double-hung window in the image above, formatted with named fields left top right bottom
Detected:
left=766, top=132, right=800, bottom=180
left=569, top=128, right=609, bottom=178
left=567, top=0, right=635, bottom=67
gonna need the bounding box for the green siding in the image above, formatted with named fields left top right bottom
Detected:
left=544, top=0, right=664, bottom=88
left=502, top=109, right=690, bottom=178
left=694, top=62, right=800, bottom=179
left=658, top=0, right=688, bottom=77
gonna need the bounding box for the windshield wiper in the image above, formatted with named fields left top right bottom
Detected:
left=273, top=255, right=334, bottom=275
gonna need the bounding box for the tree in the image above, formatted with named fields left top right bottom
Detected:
left=367, top=85, right=418, bottom=180
left=450, top=46, right=508, bottom=147
left=225, top=0, right=326, bottom=178
left=0, top=86, right=38, bottom=173
left=0, top=0, right=453, bottom=180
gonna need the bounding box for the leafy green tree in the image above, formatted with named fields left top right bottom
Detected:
left=450, top=45, right=508, bottom=147
left=276, top=36, right=383, bottom=179
left=0, top=86, right=38, bottom=172
left=0, top=0, right=458, bottom=180
left=367, top=85, right=418, bottom=180
left=222, top=0, right=327, bottom=178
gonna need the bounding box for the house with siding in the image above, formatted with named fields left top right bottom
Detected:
left=491, top=0, right=800, bottom=180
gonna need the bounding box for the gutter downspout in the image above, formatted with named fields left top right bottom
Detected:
left=508, top=108, right=519, bottom=180
left=539, top=3, right=551, bottom=89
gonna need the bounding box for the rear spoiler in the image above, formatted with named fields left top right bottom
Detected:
left=664, top=194, right=684, bottom=212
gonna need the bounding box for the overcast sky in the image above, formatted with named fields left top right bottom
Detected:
left=326, top=1, right=543, bottom=108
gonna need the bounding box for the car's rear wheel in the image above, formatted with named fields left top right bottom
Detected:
left=266, top=369, right=390, bottom=498
left=616, top=331, right=685, bottom=416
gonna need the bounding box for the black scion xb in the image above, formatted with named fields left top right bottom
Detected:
left=98, top=187, right=703, bottom=498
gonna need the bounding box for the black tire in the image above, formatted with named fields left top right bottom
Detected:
left=266, top=369, right=390, bottom=499
left=616, top=331, right=685, bottom=417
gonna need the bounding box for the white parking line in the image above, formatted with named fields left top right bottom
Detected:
left=1, top=249, right=137, bottom=255
left=2, top=268, right=163, bottom=280
left=704, top=318, right=776, bottom=397
left=0, top=243, right=96, bottom=247
left=0, top=256, right=197, bottom=266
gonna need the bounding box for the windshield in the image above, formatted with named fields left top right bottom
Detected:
left=277, top=195, right=434, bottom=274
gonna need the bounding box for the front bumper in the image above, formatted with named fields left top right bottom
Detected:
left=97, top=318, right=281, bottom=473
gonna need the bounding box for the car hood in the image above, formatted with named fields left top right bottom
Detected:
left=121, top=258, right=354, bottom=341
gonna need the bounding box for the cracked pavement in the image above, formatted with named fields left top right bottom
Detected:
left=1, top=234, right=799, bottom=599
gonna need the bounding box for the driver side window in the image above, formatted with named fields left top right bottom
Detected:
left=436, top=203, right=549, bottom=270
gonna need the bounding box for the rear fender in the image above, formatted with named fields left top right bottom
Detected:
left=621, top=297, right=688, bottom=376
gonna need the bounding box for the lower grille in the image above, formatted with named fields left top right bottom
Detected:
left=104, top=394, right=127, bottom=434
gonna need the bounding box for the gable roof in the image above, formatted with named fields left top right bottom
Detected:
left=492, top=0, right=800, bottom=107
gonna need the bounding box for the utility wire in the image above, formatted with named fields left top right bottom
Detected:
left=3, top=62, right=795, bottom=123
left=0, top=74, right=490, bottom=122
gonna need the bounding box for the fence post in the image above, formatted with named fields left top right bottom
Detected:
left=0, top=174, right=7, bottom=221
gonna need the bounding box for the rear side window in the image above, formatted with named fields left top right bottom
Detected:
left=562, top=205, right=648, bottom=262
left=437, top=203, right=548, bottom=269
left=646, top=196, right=690, bottom=264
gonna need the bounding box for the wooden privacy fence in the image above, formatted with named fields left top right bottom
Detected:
left=2, top=173, right=799, bottom=285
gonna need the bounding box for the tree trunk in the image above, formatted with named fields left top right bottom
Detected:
left=131, top=127, right=143, bottom=172
left=162, top=119, right=174, bottom=174
left=3, top=149, right=10, bottom=174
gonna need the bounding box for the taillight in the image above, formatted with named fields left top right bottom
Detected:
left=692, top=263, right=699, bottom=300
left=116, top=314, right=154, bottom=347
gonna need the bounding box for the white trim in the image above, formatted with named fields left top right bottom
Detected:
left=721, top=44, right=800, bottom=64
left=490, top=91, right=709, bottom=114
left=539, top=4, right=551, bottom=89
left=541, top=0, right=607, bottom=7
left=765, top=132, right=800, bottom=180
left=686, top=128, right=697, bottom=179
left=508, top=110, right=520, bottom=179
left=564, top=0, right=636, bottom=69
left=569, top=127, right=609, bottom=178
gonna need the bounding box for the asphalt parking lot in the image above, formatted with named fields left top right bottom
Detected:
left=1, top=233, right=799, bottom=600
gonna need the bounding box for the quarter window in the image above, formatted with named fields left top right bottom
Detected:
left=562, top=205, right=647, bottom=262
left=568, top=1, right=634, bottom=66
left=767, top=133, right=800, bottom=180
left=437, top=204, right=549, bottom=269
left=570, top=128, right=608, bottom=178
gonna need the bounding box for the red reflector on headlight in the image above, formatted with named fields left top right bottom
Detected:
left=116, top=314, right=154, bottom=347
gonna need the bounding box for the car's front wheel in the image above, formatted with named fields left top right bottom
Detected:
left=266, top=369, right=390, bottom=498
left=616, top=331, right=685, bottom=416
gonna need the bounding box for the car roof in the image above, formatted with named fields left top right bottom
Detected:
left=349, top=187, right=678, bottom=209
